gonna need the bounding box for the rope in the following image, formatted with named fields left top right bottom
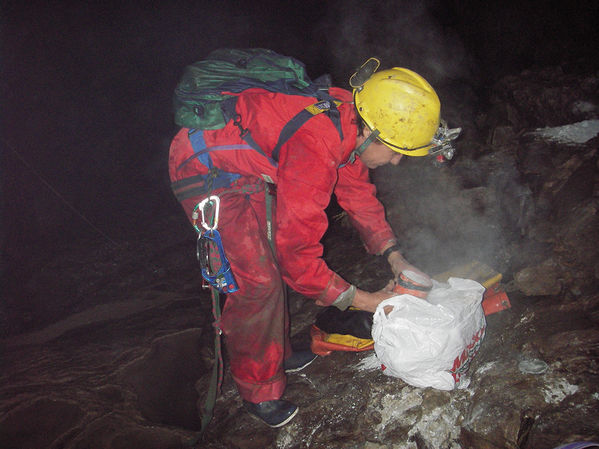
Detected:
left=4, top=139, right=119, bottom=247
left=187, top=287, right=223, bottom=447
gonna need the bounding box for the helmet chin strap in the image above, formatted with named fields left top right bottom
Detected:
left=350, top=129, right=380, bottom=162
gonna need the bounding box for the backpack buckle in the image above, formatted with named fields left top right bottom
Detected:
left=233, top=114, right=249, bottom=137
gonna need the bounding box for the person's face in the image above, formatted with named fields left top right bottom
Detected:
left=357, top=129, right=404, bottom=169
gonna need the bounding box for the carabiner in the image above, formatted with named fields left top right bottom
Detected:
left=192, top=195, right=220, bottom=233
left=200, top=195, right=220, bottom=230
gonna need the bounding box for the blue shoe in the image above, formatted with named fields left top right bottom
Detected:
left=243, top=399, right=298, bottom=427
left=284, top=350, right=317, bottom=373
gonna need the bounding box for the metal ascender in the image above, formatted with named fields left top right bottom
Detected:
left=192, top=195, right=239, bottom=294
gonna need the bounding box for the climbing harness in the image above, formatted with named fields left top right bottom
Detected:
left=192, top=195, right=239, bottom=294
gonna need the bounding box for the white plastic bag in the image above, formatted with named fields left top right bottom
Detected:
left=371, top=277, right=486, bottom=390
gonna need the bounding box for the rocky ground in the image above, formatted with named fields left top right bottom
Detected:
left=2, top=65, right=599, bottom=448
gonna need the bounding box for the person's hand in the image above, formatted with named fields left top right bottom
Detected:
left=351, top=283, right=395, bottom=313
left=387, top=251, right=431, bottom=284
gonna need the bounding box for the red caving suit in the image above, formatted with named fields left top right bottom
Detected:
left=169, top=87, right=396, bottom=403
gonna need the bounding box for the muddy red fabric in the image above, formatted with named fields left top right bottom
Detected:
left=179, top=186, right=289, bottom=402
left=169, top=87, right=396, bottom=402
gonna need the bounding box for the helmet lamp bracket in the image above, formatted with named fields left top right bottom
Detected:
left=427, top=120, right=462, bottom=160
left=349, top=57, right=381, bottom=90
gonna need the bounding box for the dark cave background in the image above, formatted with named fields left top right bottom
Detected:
left=2, top=0, right=599, bottom=334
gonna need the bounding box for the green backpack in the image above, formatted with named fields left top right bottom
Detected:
left=174, top=48, right=334, bottom=130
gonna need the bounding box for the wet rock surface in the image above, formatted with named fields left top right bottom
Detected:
left=3, top=66, right=599, bottom=449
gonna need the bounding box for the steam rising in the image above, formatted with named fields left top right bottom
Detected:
left=374, top=155, right=527, bottom=277
left=313, top=1, right=517, bottom=276
left=322, top=0, right=472, bottom=84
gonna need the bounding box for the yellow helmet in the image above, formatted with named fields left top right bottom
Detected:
left=352, top=59, right=442, bottom=156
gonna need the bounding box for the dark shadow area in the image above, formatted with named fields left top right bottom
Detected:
left=1, top=1, right=599, bottom=447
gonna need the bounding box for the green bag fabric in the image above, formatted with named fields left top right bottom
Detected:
left=174, top=48, right=316, bottom=129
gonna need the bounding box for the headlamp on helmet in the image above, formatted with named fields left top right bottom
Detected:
left=426, top=120, right=462, bottom=160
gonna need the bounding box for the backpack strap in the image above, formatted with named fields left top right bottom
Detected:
left=271, top=99, right=344, bottom=162
left=172, top=96, right=346, bottom=200
left=221, top=91, right=345, bottom=163
left=171, top=130, right=249, bottom=201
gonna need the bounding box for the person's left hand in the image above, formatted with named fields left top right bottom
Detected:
left=387, top=251, right=431, bottom=284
